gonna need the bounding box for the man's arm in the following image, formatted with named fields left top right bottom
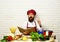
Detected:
left=37, top=19, right=42, bottom=27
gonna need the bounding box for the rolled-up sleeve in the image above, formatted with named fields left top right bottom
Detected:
left=35, top=20, right=43, bottom=31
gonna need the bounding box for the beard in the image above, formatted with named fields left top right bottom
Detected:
left=28, top=17, right=34, bottom=22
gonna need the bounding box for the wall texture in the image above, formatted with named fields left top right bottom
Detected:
left=0, top=0, right=60, bottom=42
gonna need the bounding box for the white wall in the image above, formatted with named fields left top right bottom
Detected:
left=0, top=0, right=60, bottom=41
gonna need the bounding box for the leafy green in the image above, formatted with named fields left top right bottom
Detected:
left=1, top=39, right=7, bottom=42
left=3, top=36, right=8, bottom=39
left=30, top=32, right=45, bottom=41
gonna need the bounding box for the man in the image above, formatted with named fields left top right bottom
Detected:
left=27, top=9, right=42, bottom=27
left=18, top=9, right=42, bottom=35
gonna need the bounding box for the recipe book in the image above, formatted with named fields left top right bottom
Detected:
left=18, top=26, right=36, bottom=33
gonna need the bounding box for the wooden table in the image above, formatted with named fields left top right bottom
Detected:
left=10, top=39, right=58, bottom=42
left=10, top=35, right=58, bottom=42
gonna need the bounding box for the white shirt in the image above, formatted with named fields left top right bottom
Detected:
left=21, top=20, right=42, bottom=31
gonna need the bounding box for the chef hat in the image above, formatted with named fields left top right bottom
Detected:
left=27, top=9, right=36, bottom=15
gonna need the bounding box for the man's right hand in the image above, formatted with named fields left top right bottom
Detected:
left=23, top=31, right=29, bottom=35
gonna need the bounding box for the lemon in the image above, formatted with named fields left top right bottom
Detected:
left=22, top=36, right=28, bottom=41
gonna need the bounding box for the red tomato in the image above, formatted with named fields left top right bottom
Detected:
left=7, top=36, right=13, bottom=41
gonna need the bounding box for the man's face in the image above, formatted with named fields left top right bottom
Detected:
left=28, top=13, right=35, bottom=22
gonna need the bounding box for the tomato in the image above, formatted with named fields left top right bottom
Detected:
left=7, top=36, right=13, bottom=41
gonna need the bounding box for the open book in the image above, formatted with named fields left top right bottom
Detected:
left=18, top=26, right=36, bottom=34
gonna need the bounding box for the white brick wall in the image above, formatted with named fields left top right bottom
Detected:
left=0, top=0, right=60, bottom=42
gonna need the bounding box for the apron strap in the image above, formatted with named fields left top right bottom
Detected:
left=34, top=21, right=36, bottom=27
left=27, top=22, right=28, bottom=28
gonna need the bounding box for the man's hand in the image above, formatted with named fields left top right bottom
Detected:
left=23, top=31, right=29, bottom=35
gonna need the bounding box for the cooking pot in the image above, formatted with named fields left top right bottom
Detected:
left=43, top=30, right=53, bottom=37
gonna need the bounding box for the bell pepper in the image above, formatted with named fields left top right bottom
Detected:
left=30, top=32, right=39, bottom=41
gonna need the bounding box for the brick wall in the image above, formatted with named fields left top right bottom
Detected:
left=0, top=0, right=60, bottom=41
